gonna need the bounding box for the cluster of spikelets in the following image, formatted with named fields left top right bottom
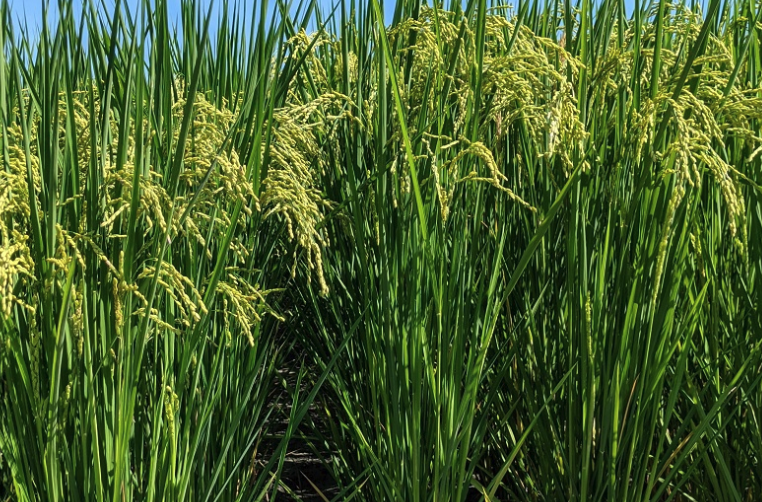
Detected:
left=0, top=85, right=282, bottom=341
left=612, top=8, right=757, bottom=275
left=261, top=30, right=361, bottom=296
left=0, top=65, right=352, bottom=341
left=376, top=5, right=756, bottom=255
left=385, top=8, right=586, bottom=220
left=261, top=96, right=337, bottom=297
left=0, top=124, right=38, bottom=317
left=3, top=5, right=761, bottom=333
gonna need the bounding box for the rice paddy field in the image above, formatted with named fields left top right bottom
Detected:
left=1, top=0, right=762, bottom=499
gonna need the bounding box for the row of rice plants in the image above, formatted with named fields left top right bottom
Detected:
left=291, top=0, right=762, bottom=500
left=2, top=0, right=762, bottom=500
left=0, top=0, right=340, bottom=499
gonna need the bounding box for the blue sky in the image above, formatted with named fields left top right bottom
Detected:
left=7, top=0, right=397, bottom=37
left=8, top=0, right=639, bottom=39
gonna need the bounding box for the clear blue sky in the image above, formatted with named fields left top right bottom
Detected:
left=8, top=0, right=640, bottom=40
left=7, top=0, right=397, bottom=37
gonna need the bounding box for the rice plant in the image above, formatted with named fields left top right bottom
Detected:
left=2, top=0, right=762, bottom=500
left=0, top=0, right=338, bottom=499
left=290, top=0, right=762, bottom=500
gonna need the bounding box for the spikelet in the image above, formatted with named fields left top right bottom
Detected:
left=164, top=385, right=178, bottom=445
left=216, top=272, right=284, bottom=346
left=451, top=137, right=535, bottom=213
left=71, top=281, right=85, bottom=358
left=135, top=262, right=207, bottom=329
left=30, top=313, right=41, bottom=409
left=0, top=231, right=35, bottom=318
left=651, top=183, right=686, bottom=309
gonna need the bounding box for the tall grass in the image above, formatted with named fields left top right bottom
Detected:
left=0, top=0, right=337, bottom=500
left=2, top=0, right=762, bottom=501
left=292, top=0, right=762, bottom=500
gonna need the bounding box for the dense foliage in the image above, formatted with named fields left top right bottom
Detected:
left=1, top=0, right=762, bottom=500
